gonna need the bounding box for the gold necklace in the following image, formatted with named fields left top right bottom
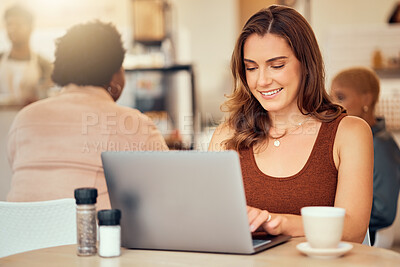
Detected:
left=271, top=115, right=312, bottom=147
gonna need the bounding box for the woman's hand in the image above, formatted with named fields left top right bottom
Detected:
left=247, top=205, right=286, bottom=235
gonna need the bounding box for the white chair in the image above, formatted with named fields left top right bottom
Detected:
left=0, top=198, right=76, bottom=258
left=374, top=193, right=400, bottom=249
left=374, top=225, right=395, bottom=248
left=362, top=229, right=371, bottom=246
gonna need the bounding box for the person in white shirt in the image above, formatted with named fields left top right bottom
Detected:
left=0, top=4, right=52, bottom=106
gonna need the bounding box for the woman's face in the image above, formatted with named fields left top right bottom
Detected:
left=330, top=83, right=364, bottom=117
left=243, top=33, right=302, bottom=115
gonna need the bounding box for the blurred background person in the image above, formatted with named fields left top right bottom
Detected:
left=7, top=21, right=168, bottom=209
left=0, top=4, right=52, bottom=106
left=331, top=67, right=400, bottom=245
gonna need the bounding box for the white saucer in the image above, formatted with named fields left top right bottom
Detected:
left=296, top=242, right=353, bottom=259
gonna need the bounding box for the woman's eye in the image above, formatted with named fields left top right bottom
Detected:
left=271, top=64, right=284, bottom=69
left=246, top=67, right=257, bottom=71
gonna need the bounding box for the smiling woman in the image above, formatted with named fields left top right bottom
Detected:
left=208, top=5, right=374, bottom=244
left=243, top=34, right=301, bottom=114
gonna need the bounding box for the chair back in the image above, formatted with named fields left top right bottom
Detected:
left=362, top=229, right=371, bottom=246
left=374, top=225, right=395, bottom=248
left=0, top=198, right=76, bottom=258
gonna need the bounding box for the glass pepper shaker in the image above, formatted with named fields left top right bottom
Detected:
left=97, top=209, right=122, bottom=257
left=74, top=187, right=98, bottom=256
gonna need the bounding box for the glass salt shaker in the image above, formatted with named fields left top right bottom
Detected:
left=97, top=209, right=122, bottom=257
left=74, top=187, right=98, bottom=256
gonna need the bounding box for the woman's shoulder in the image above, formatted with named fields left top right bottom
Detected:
left=214, top=122, right=235, bottom=135
left=338, top=115, right=371, bottom=132
left=331, top=115, right=374, bottom=178
left=208, top=122, right=235, bottom=151
left=335, top=115, right=373, bottom=147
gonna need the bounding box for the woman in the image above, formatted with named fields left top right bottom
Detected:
left=331, top=67, right=400, bottom=245
left=209, top=5, right=373, bottom=243
left=7, top=21, right=168, bottom=209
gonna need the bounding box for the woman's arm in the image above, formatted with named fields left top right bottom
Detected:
left=333, top=116, right=374, bottom=243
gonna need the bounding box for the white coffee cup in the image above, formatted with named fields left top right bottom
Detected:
left=301, top=206, right=345, bottom=249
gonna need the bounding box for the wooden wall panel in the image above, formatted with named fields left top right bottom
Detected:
left=132, top=0, right=166, bottom=42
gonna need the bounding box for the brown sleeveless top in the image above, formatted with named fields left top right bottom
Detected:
left=238, top=113, right=346, bottom=215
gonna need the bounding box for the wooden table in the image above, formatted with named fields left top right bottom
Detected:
left=1, top=237, right=399, bottom=266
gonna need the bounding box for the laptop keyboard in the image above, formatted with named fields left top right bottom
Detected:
left=252, top=239, right=272, bottom=248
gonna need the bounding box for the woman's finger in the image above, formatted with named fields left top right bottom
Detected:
left=262, top=215, right=283, bottom=235
left=250, top=210, right=269, bottom=232
left=247, top=207, right=261, bottom=225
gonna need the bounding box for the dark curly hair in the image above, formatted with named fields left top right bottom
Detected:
left=52, top=21, right=125, bottom=87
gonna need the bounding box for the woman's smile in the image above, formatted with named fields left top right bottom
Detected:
left=258, top=87, right=284, bottom=99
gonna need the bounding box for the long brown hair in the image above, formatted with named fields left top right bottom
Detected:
left=223, top=5, right=344, bottom=151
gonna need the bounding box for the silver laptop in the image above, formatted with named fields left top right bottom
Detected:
left=101, top=150, right=291, bottom=254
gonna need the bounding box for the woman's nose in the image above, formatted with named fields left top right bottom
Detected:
left=257, top=69, right=273, bottom=88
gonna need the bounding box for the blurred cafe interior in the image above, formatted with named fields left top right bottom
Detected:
left=0, top=0, right=400, bottom=255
